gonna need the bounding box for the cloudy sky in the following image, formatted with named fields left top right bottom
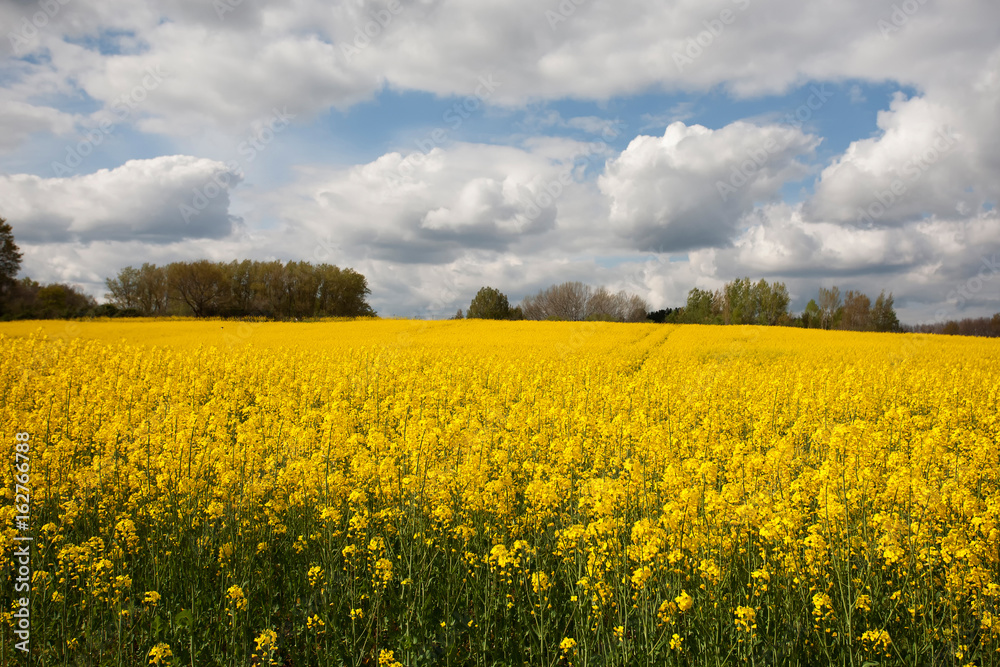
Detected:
left=2, top=0, right=998, bottom=321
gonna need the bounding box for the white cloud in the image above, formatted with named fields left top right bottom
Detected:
left=804, top=83, right=1000, bottom=227
left=273, top=140, right=612, bottom=264
left=599, top=121, right=819, bottom=251
left=4, top=0, right=997, bottom=134
left=0, top=101, right=76, bottom=151
left=702, top=203, right=1000, bottom=322
left=0, top=156, right=242, bottom=244
left=2, top=0, right=999, bottom=322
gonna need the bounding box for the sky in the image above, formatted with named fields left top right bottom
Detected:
left=1, top=0, right=998, bottom=322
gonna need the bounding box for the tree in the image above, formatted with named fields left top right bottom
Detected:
left=521, top=282, right=590, bottom=321
left=646, top=308, right=676, bottom=323
left=136, top=263, right=168, bottom=315
left=756, top=280, right=790, bottom=326
left=318, top=265, right=374, bottom=317
left=167, top=260, right=228, bottom=317
left=105, top=266, right=142, bottom=311
left=110, top=259, right=375, bottom=319
left=872, top=290, right=900, bottom=332
left=619, top=293, right=651, bottom=322
left=282, top=260, right=321, bottom=318
left=467, top=286, right=511, bottom=319
left=225, top=259, right=258, bottom=315
left=723, top=277, right=753, bottom=324
left=0, top=218, right=23, bottom=311
left=801, top=299, right=821, bottom=328
left=254, top=260, right=287, bottom=316
left=715, top=277, right=789, bottom=326
left=840, top=290, right=872, bottom=331
left=0, top=277, right=39, bottom=319
left=584, top=288, right=650, bottom=322
left=452, top=309, right=464, bottom=319
left=682, top=287, right=717, bottom=324
left=36, top=283, right=96, bottom=318
left=585, top=286, right=619, bottom=321
left=818, top=286, right=842, bottom=330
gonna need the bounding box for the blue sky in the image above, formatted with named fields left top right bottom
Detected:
left=1, top=0, right=998, bottom=322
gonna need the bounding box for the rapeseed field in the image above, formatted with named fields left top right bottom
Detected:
left=1, top=319, right=998, bottom=666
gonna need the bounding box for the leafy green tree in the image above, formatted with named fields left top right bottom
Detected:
left=167, top=260, right=228, bottom=317
left=36, top=284, right=96, bottom=318
left=136, top=263, right=168, bottom=315
left=282, top=260, right=321, bottom=318
left=105, top=266, right=142, bottom=311
left=318, top=265, right=374, bottom=317
left=717, top=277, right=789, bottom=326
left=0, top=217, right=23, bottom=312
left=467, top=286, right=511, bottom=319
left=802, top=299, right=821, bottom=328
left=683, top=287, right=717, bottom=324
left=116, top=260, right=376, bottom=319
left=723, top=277, right=753, bottom=324
left=872, top=290, right=900, bottom=332
left=756, top=280, right=790, bottom=326
left=646, top=308, right=676, bottom=323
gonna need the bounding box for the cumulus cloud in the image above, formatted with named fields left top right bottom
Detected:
left=2, top=0, right=998, bottom=323
left=804, top=85, right=1000, bottom=227
left=696, top=203, right=1000, bottom=321
left=599, top=121, right=819, bottom=252
left=0, top=156, right=242, bottom=243
left=4, top=0, right=997, bottom=134
left=0, top=101, right=76, bottom=151
left=275, top=140, right=611, bottom=264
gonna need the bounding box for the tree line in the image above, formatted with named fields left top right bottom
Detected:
left=905, top=315, right=1000, bottom=337
left=0, top=218, right=375, bottom=320
left=2, top=217, right=997, bottom=333
left=105, top=260, right=375, bottom=318
left=664, top=279, right=904, bottom=332
left=1, top=217, right=99, bottom=320
left=460, top=282, right=650, bottom=322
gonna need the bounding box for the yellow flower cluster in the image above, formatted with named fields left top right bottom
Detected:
left=1, top=319, right=998, bottom=665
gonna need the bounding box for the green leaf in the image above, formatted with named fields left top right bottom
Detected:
left=174, top=608, right=193, bottom=630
